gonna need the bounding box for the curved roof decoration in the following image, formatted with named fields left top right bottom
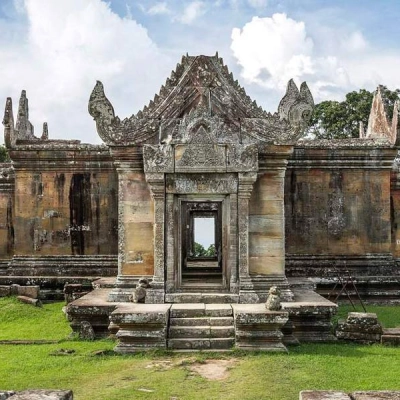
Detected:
left=88, top=53, right=314, bottom=146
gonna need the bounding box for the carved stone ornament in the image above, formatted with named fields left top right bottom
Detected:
left=143, top=144, right=174, bottom=173
left=3, top=90, right=50, bottom=148
left=88, top=54, right=314, bottom=146
left=227, top=144, right=258, bottom=172
left=166, top=173, right=238, bottom=194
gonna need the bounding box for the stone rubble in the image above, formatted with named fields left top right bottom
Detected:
left=336, top=312, right=383, bottom=343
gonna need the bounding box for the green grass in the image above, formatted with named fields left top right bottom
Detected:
left=1, top=297, right=400, bottom=399
left=0, top=297, right=71, bottom=340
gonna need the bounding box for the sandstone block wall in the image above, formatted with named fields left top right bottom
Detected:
left=9, top=145, right=118, bottom=257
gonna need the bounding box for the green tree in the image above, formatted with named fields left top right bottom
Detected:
left=204, top=244, right=216, bottom=257
left=308, top=86, right=400, bottom=139
left=0, top=145, right=9, bottom=162
left=192, top=242, right=216, bottom=257
left=193, top=242, right=206, bottom=257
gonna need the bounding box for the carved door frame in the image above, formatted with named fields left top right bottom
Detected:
left=175, top=195, right=227, bottom=290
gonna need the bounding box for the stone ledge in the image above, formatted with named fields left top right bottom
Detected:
left=0, top=390, right=73, bottom=399
left=300, top=391, right=400, bottom=400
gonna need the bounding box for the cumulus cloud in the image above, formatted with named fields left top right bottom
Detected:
left=178, top=1, right=206, bottom=24
left=231, top=13, right=400, bottom=103
left=147, top=2, right=171, bottom=16
left=0, top=0, right=171, bottom=143
left=231, top=14, right=314, bottom=89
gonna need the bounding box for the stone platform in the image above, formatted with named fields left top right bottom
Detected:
left=66, top=286, right=337, bottom=352
left=300, top=391, right=400, bottom=399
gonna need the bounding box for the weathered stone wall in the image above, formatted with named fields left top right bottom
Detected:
left=119, top=170, right=154, bottom=277
left=0, top=164, right=14, bottom=263
left=9, top=144, right=118, bottom=256
left=285, top=142, right=397, bottom=279
left=249, top=171, right=285, bottom=275
left=390, top=160, right=400, bottom=259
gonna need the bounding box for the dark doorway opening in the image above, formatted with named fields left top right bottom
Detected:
left=181, top=201, right=223, bottom=288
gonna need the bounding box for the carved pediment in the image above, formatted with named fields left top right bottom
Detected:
left=89, top=54, right=314, bottom=146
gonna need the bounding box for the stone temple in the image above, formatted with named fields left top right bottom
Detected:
left=1, top=54, right=399, bottom=351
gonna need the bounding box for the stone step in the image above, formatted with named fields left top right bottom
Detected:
left=166, top=293, right=239, bottom=304
left=168, top=338, right=235, bottom=350
left=170, top=316, right=233, bottom=326
left=170, top=303, right=233, bottom=318
left=169, top=326, right=235, bottom=339
left=381, top=328, right=400, bottom=345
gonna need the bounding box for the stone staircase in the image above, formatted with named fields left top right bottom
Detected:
left=167, top=303, right=235, bottom=350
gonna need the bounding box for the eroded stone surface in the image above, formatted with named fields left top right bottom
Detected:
left=300, top=391, right=350, bottom=400
left=350, top=391, right=400, bottom=400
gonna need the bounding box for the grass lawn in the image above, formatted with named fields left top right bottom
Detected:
left=1, top=297, right=400, bottom=400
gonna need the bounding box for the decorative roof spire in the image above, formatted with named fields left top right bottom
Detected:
left=15, top=90, right=35, bottom=140
left=2, top=97, right=15, bottom=148
left=41, top=122, right=49, bottom=140
left=365, top=86, right=398, bottom=144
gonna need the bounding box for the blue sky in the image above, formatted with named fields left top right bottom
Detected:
left=0, top=0, right=399, bottom=143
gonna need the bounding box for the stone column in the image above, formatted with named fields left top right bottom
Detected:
left=165, top=192, right=176, bottom=293
left=238, top=172, right=257, bottom=288
left=145, top=173, right=166, bottom=303
left=228, top=193, right=238, bottom=293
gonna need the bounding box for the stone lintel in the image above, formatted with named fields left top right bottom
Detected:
left=9, top=144, right=114, bottom=171
left=289, top=145, right=397, bottom=170
left=110, top=146, right=144, bottom=171
left=258, top=144, right=294, bottom=171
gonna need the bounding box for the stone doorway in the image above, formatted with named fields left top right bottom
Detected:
left=180, top=201, right=223, bottom=289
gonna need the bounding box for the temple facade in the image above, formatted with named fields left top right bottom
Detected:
left=1, top=54, right=399, bottom=350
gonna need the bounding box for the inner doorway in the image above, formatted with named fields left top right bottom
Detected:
left=181, top=201, right=223, bottom=288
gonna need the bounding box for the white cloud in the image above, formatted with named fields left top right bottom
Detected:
left=231, top=14, right=314, bottom=89
left=147, top=2, right=171, bottom=15
left=340, top=31, right=368, bottom=52
left=0, top=0, right=172, bottom=144
left=247, top=0, right=268, bottom=8
left=231, top=13, right=400, bottom=104
left=178, top=1, right=206, bottom=24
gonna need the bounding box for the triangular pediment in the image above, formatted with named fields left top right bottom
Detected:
left=88, top=54, right=314, bottom=146
left=147, top=54, right=269, bottom=121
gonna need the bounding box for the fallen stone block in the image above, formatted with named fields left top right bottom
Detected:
left=0, top=391, right=16, bottom=399
left=381, top=334, right=400, bottom=346
left=300, top=391, right=351, bottom=400
left=16, top=286, right=40, bottom=299
left=79, top=321, right=95, bottom=340
left=336, top=312, right=382, bottom=343
left=350, top=391, right=400, bottom=399
left=17, top=296, right=42, bottom=307
left=336, top=320, right=382, bottom=334
left=0, top=286, right=11, bottom=297
left=7, top=390, right=73, bottom=399
left=346, top=312, right=378, bottom=326
left=63, top=284, right=91, bottom=304
left=10, top=284, right=20, bottom=296
left=335, top=331, right=381, bottom=343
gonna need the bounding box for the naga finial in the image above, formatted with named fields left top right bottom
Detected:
left=278, top=79, right=314, bottom=140
left=88, top=81, right=117, bottom=143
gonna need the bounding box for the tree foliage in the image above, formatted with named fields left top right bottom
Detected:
left=193, top=242, right=216, bottom=257
left=0, top=145, right=9, bottom=162
left=308, top=86, right=400, bottom=139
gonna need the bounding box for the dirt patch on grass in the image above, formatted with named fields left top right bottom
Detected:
left=189, top=359, right=237, bottom=380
